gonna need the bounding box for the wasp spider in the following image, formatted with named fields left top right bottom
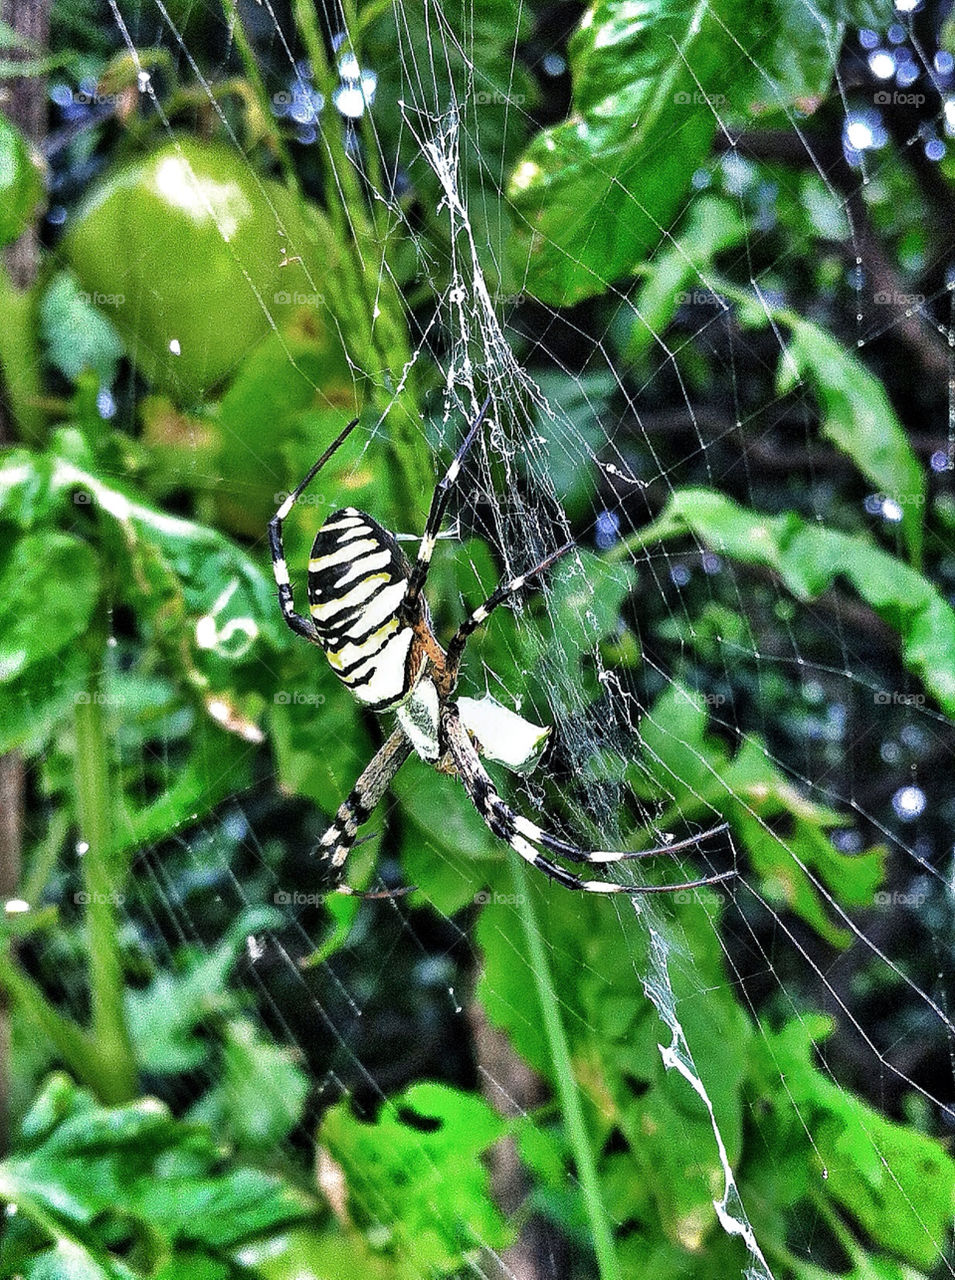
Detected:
left=269, top=399, right=732, bottom=898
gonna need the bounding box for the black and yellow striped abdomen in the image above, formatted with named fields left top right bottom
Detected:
left=307, top=507, right=424, bottom=710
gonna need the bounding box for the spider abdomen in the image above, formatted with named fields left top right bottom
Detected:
left=306, top=507, right=424, bottom=710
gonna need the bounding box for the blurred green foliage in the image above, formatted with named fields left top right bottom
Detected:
left=0, top=114, right=43, bottom=249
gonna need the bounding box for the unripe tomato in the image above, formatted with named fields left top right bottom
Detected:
left=64, top=137, right=333, bottom=401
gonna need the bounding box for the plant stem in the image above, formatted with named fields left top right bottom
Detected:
left=218, top=0, right=299, bottom=192
left=0, top=264, right=45, bottom=444
left=0, top=949, right=102, bottom=1089
left=510, top=860, right=623, bottom=1280
left=21, top=808, right=69, bottom=907
left=73, top=666, right=137, bottom=1104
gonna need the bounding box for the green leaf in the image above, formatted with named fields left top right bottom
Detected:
left=745, top=0, right=844, bottom=113
left=647, top=489, right=955, bottom=716
left=269, top=668, right=372, bottom=812
left=115, top=716, right=256, bottom=860
left=629, top=680, right=714, bottom=810
left=752, top=1018, right=955, bottom=1271
left=840, top=0, right=890, bottom=29
left=0, top=1074, right=314, bottom=1275
left=319, top=1082, right=512, bottom=1271
left=303, top=894, right=361, bottom=968
left=40, top=273, right=124, bottom=386
left=395, top=762, right=501, bottom=915
left=0, top=640, right=91, bottom=755
left=0, top=448, right=56, bottom=525
left=520, top=371, right=617, bottom=518
left=477, top=874, right=748, bottom=1247
left=152, top=1256, right=230, bottom=1280
left=626, top=196, right=745, bottom=363
left=240, top=1223, right=398, bottom=1280
left=0, top=532, right=98, bottom=684
left=23, top=1244, right=133, bottom=1279
left=633, top=682, right=885, bottom=946
left=539, top=550, right=637, bottom=691
left=509, top=0, right=721, bottom=305
left=188, top=1017, right=308, bottom=1151
left=0, top=531, right=98, bottom=752
left=212, top=323, right=354, bottom=538
left=0, top=445, right=285, bottom=762
left=0, top=112, right=44, bottom=248
left=509, top=0, right=842, bottom=305
left=727, top=740, right=883, bottom=937
left=513, top=1118, right=568, bottom=1191
left=618, top=997, right=750, bottom=1250
left=776, top=316, right=925, bottom=565
left=125, top=907, right=282, bottom=1074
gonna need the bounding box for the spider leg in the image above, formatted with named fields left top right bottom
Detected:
left=269, top=416, right=361, bottom=642
left=315, top=728, right=414, bottom=896
left=442, top=708, right=734, bottom=895
left=446, top=540, right=574, bottom=677
left=475, top=812, right=730, bottom=866
left=402, top=394, right=492, bottom=620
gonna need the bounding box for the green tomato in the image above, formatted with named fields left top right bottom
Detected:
left=64, top=137, right=333, bottom=401
left=0, top=113, right=44, bottom=248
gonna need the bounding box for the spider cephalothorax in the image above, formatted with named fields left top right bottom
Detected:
left=269, top=398, right=731, bottom=898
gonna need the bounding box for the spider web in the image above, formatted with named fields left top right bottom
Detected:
left=14, top=0, right=955, bottom=1276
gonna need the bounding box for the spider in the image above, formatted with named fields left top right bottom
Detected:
left=269, top=398, right=733, bottom=898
